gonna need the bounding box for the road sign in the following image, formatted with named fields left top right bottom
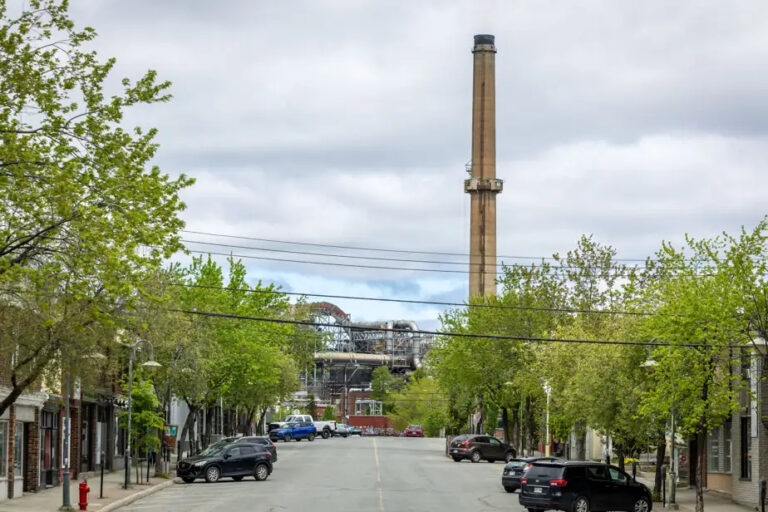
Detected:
left=168, top=425, right=178, bottom=436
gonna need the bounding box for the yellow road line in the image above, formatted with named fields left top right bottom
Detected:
left=373, top=438, right=384, bottom=512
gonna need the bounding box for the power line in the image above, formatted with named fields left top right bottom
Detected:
left=174, top=282, right=665, bottom=317
left=183, top=229, right=655, bottom=263
left=171, top=308, right=738, bottom=348
left=181, top=249, right=647, bottom=277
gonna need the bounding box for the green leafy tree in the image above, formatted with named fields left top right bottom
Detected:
left=0, top=0, right=193, bottom=416
left=321, top=405, right=336, bottom=421
left=638, top=220, right=767, bottom=512
left=119, top=369, right=164, bottom=483
left=388, top=377, right=448, bottom=436
left=305, top=393, right=318, bottom=418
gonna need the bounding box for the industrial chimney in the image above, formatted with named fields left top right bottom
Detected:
left=465, top=34, right=503, bottom=298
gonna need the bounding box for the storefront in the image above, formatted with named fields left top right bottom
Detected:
left=0, top=389, right=46, bottom=501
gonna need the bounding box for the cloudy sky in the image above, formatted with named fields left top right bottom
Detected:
left=68, top=1, right=768, bottom=327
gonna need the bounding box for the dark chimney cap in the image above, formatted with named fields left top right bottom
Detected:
left=474, top=34, right=495, bottom=46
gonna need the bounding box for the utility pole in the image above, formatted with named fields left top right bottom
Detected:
left=62, top=374, right=72, bottom=510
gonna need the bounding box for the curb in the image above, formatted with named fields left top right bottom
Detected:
left=97, top=480, right=174, bottom=512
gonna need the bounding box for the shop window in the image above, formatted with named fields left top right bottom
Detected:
left=707, top=427, right=720, bottom=472
left=14, top=422, right=23, bottom=477
left=0, top=421, right=7, bottom=477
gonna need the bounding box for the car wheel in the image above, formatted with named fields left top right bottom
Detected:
left=254, top=463, right=269, bottom=481
left=284, top=434, right=292, bottom=442
left=470, top=450, right=481, bottom=463
left=322, top=429, right=331, bottom=439
left=452, top=456, right=462, bottom=462
left=308, top=432, right=315, bottom=441
left=505, top=452, right=515, bottom=462
left=504, top=486, right=515, bottom=493
left=181, top=477, right=195, bottom=483
left=204, top=466, right=220, bottom=483
left=573, top=496, right=589, bottom=512
left=633, top=497, right=650, bottom=512
left=232, top=476, right=244, bottom=481
left=343, top=434, right=348, bottom=438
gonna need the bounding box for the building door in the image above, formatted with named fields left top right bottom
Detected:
left=40, top=410, right=59, bottom=488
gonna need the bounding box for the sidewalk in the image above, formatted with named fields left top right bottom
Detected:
left=637, top=476, right=756, bottom=512
left=0, top=470, right=174, bottom=512
left=665, top=487, right=756, bottom=512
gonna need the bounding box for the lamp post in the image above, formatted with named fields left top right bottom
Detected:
left=62, top=374, right=72, bottom=510
left=122, top=339, right=161, bottom=489
left=544, top=381, right=552, bottom=457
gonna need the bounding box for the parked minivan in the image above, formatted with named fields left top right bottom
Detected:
left=519, top=461, right=652, bottom=512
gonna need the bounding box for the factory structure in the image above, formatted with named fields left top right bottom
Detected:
left=296, top=302, right=432, bottom=430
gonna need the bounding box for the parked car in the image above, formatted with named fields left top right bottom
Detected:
left=269, top=421, right=317, bottom=442
left=347, top=425, right=362, bottom=436
left=334, top=424, right=350, bottom=437
left=502, top=457, right=563, bottom=493
left=404, top=425, right=424, bottom=437
left=176, top=444, right=272, bottom=483
left=268, top=415, right=337, bottom=439
left=448, top=434, right=516, bottom=463
left=519, top=461, right=652, bottom=512
left=234, top=436, right=278, bottom=462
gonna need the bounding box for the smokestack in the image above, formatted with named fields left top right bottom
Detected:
left=465, top=34, right=503, bottom=298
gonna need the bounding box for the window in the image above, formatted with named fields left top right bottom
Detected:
left=608, top=467, right=628, bottom=484
left=227, top=447, right=241, bottom=457
left=587, top=465, right=608, bottom=480
left=14, top=422, right=23, bottom=476
left=724, top=421, right=732, bottom=473
left=708, top=427, right=721, bottom=472
left=741, top=417, right=751, bottom=480
left=239, top=445, right=256, bottom=456
left=489, top=438, right=502, bottom=447
left=0, top=421, right=7, bottom=478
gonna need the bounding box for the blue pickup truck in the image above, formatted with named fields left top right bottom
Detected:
left=269, top=422, right=317, bottom=442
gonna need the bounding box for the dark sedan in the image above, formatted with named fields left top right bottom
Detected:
left=176, top=444, right=272, bottom=483
left=449, top=434, right=516, bottom=463
left=502, top=457, right=563, bottom=492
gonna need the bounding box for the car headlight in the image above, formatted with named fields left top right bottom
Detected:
left=192, top=460, right=207, bottom=467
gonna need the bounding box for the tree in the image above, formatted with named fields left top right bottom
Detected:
left=321, top=405, right=336, bottom=421
left=118, top=369, right=164, bottom=484
left=0, top=0, right=193, bottom=416
left=370, top=366, right=404, bottom=412
left=305, top=393, right=318, bottom=418
left=638, top=220, right=767, bottom=512
left=387, top=376, right=448, bottom=437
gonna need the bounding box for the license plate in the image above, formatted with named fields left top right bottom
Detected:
left=533, top=487, right=544, bottom=494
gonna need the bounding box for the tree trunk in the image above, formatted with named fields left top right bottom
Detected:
left=178, top=404, right=197, bottom=460
left=653, top=437, right=666, bottom=502
left=502, top=407, right=511, bottom=445
left=525, top=396, right=537, bottom=453
left=617, top=443, right=625, bottom=472
left=575, top=422, right=586, bottom=461
left=695, top=430, right=705, bottom=512
left=256, top=406, right=268, bottom=435
left=510, top=407, right=519, bottom=449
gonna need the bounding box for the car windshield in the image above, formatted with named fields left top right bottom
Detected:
left=505, top=461, right=526, bottom=469
left=527, top=465, right=564, bottom=479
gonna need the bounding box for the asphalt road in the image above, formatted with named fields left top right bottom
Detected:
left=118, top=436, right=522, bottom=512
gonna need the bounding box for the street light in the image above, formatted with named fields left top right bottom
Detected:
left=120, top=337, right=161, bottom=489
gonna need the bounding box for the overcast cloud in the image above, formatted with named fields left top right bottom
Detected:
left=67, top=1, right=768, bottom=327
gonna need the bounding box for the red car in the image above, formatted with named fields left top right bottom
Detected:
left=404, top=425, right=424, bottom=437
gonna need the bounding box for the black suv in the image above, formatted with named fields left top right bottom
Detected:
left=234, top=436, right=277, bottom=462
left=449, top=434, right=516, bottom=463
left=519, top=461, right=652, bottom=512
left=177, top=443, right=273, bottom=483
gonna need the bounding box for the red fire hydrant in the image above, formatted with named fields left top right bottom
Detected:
left=78, top=478, right=90, bottom=511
